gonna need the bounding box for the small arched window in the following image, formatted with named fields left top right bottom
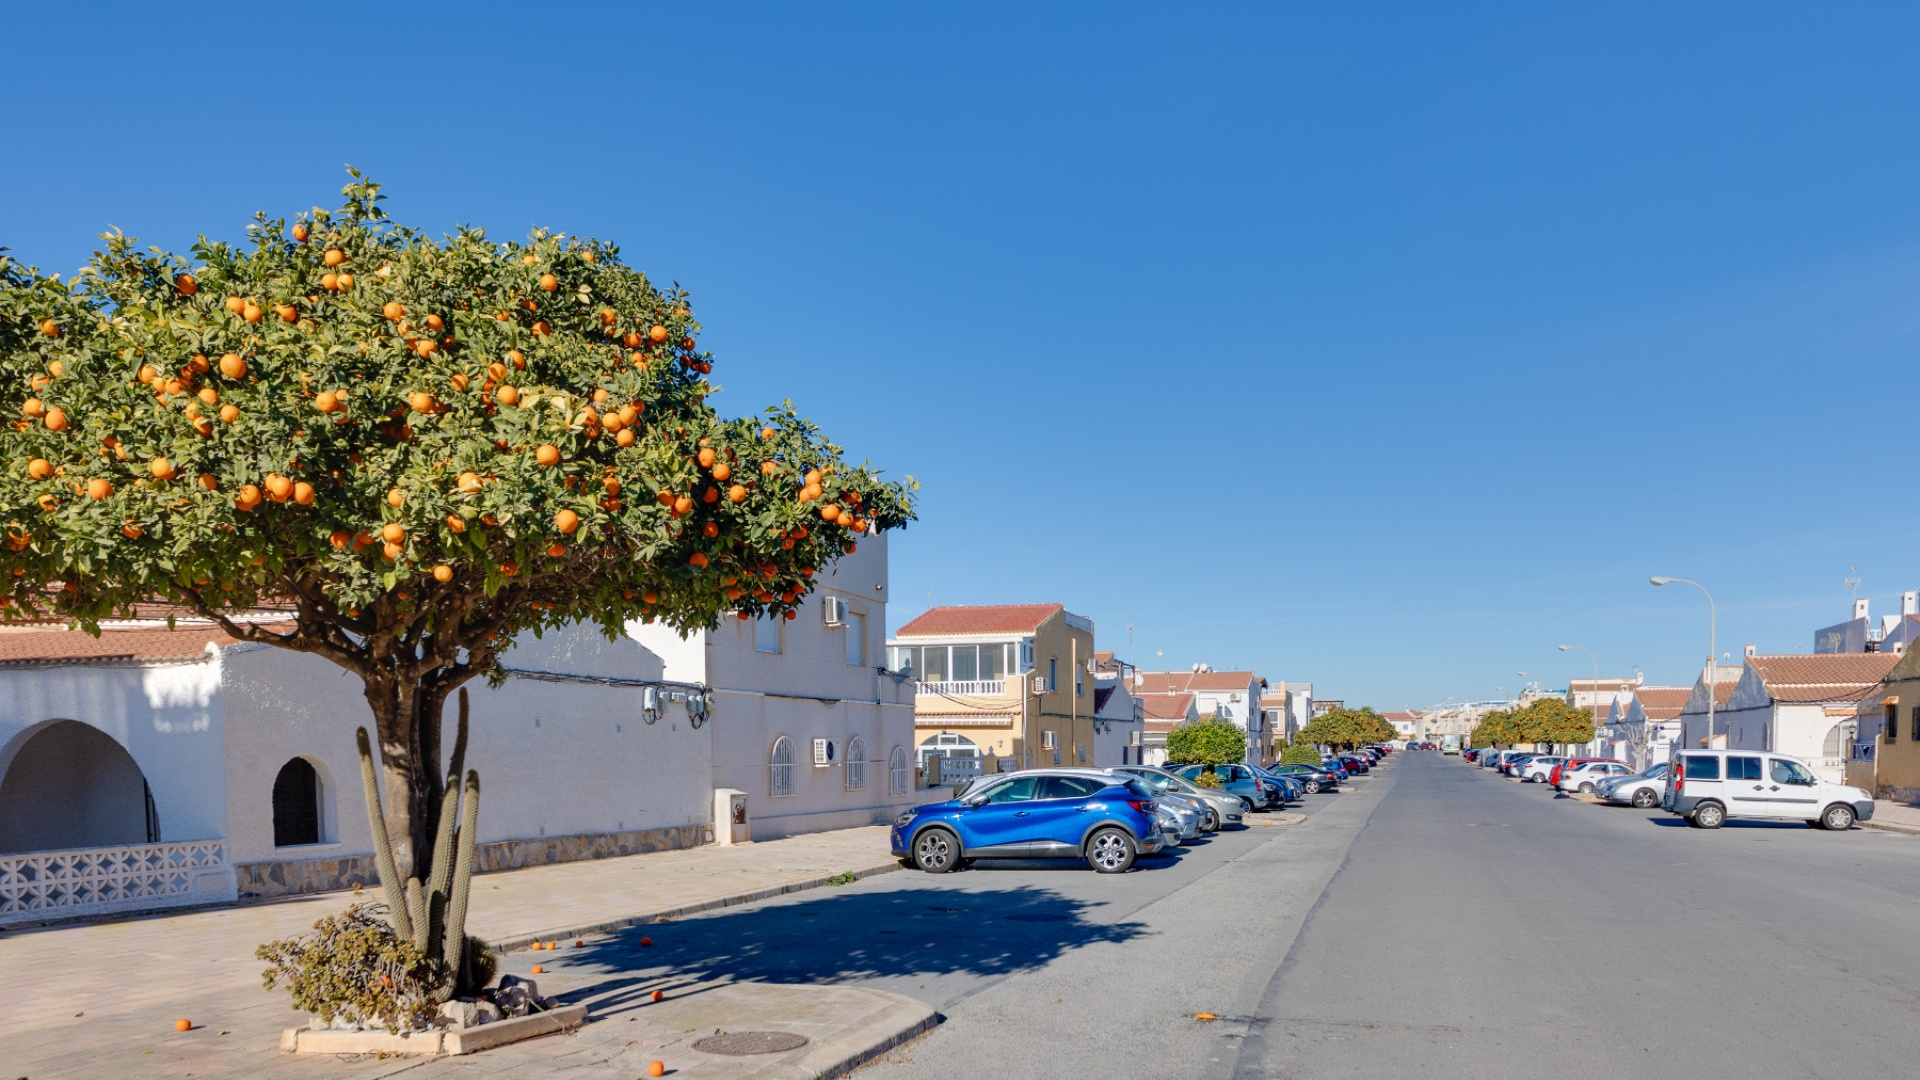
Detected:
left=770, top=736, right=796, bottom=798
left=889, top=746, right=910, bottom=797
left=845, top=736, right=867, bottom=792
left=272, top=758, right=323, bottom=847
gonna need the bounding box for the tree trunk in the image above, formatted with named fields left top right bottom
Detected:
left=363, top=673, right=449, bottom=885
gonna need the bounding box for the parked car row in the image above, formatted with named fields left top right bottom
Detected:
left=1461, top=746, right=1877, bottom=832
left=888, top=753, right=1372, bottom=874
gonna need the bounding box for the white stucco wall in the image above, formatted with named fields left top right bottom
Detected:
left=0, top=653, right=229, bottom=853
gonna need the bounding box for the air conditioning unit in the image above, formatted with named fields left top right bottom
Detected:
left=822, top=597, right=847, bottom=626
left=813, top=738, right=836, bottom=766
left=1041, top=730, right=1057, bottom=750
left=1031, top=677, right=1049, bottom=694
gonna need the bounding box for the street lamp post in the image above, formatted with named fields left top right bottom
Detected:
left=1651, top=576, right=1717, bottom=750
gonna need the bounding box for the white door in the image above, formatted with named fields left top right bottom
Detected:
left=1764, top=756, right=1824, bottom=821
left=1722, top=754, right=1773, bottom=819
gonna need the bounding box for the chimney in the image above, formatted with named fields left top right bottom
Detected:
left=1905, top=591, right=1918, bottom=617
left=1744, top=643, right=1756, bottom=658
left=1855, top=598, right=1871, bottom=622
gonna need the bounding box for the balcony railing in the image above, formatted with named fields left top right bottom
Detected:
left=916, top=679, right=1006, bottom=697
left=0, top=839, right=234, bottom=926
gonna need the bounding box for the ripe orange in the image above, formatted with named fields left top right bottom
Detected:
left=433, top=564, right=454, bottom=583
left=150, top=458, right=175, bottom=481
left=648, top=1062, right=665, bottom=1078
left=488, top=361, right=508, bottom=381
left=292, top=223, right=309, bottom=243
left=220, top=404, right=240, bottom=423
left=219, top=353, right=247, bottom=379
left=242, top=303, right=263, bottom=324
left=496, top=385, right=520, bottom=406
left=546, top=542, right=566, bottom=558
left=37, top=494, right=58, bottom=512
left=456, top=471, right=483, bottom=493
left=224, top=296, right=245, bottom=314
left=382, top=522, right=406, bottom=544
left=671, top=494, right=692, bottom=516
left=26, top=459, right=51, bottom=480
left=651, top=990, right=664, bottom=1002
left=701, top=521, right=719, bottom=538
left=176, top=273, right=198, bottom=295
left=649, top=325, right=668, bottom=344
left=616, top=429, right=635, bottom=447
left=120, top=521, right=144, bottom=539
left=236, top=484, right=262, bottom=510
left=531, top=321, right=551, bottom=337
left=425, top=313, right=444, bottom=331
left=697, top=447, right=717, bottom=469
left=701, top=486, right=719, bottom=504
left=44, top=409, right=67, bottom=432
left=323, top=248, right=346, bottom=267
left=446, top=514, right=467, bottom=533
left=321, top=272, right=338, bottom=291
left=38, top=318, right=59, bottom=338
left=761, top=426, right=776, bottom=440
left=728, top=484, right=747, bottom=503
left=413, top=339, right=438, bottom=358
left=336, top=273, right=354, bottom=289
left=330, top=530, right=351, bottom=550
left=555, top=509, right=579, bottom=534
left=316, top=391, right=340, bottom=413
left=539, top=273, right=558, bottom=292
left=688, top=552, right=708, bottom=569
left=522, top=253, right=538, bottom=266
left=137, top=364, right=158, bottom=384
left=761, top=461, right=777, bottom=477
left=711, top=462, right=731, bottom=482
left=450, top=373, right=470, bottom=392
left=531, top=964, right=544, bottom=974
left=383, top=301, right=405, bottom=322
left=598, top=308, right=617, bottom=326
left=86, top=479, right=113, bottom=500
left=198, top=387, right=219, bottom=406
left=264, top=475, right=293, bottom=502
left=383, top=541, right=403, bottom=562
left=276, top=303, right=297, bottom=323
left=821, top=505, right=842, bottom=523
left=294, top=482, right=316, bottom=506
left=408, top=391, right=435, bottom=413
left=175, top=1019, right=192, bottom=1033
left=199, top=473, right=218, bottom=490
left=784, top=609, right=798, bottom=621
left=535, top=444, right=560, bottom=467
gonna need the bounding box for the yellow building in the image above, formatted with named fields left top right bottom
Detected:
left=887, top=603, right=1100, bottom=782
left=1853, top=643, right=1920, bottom=802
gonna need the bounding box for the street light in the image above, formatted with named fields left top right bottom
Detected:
left=1651, top=576, right=1716, bottom=750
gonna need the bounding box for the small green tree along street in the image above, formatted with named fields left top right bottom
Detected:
left=1280, top=742, right=1326, bottom=766
left=1467, top=698, right=1595, bottom=749
left=1165, top=715, right=1247, bottom=769
left=0, top=177, right=915, bottom=921
left=1297, top=705, right=1396, bottom=749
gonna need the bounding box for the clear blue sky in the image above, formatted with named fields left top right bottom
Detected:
left=7, top=3, right=1920, bottom=707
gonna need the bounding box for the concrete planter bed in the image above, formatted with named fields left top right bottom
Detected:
left=280, top=1003, right=589, bottom=1056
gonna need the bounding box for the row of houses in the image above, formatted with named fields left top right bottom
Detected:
left=0, top=548, right=1324, bottom=927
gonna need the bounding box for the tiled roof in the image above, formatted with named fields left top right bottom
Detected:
left=1133, top=670, right=1258, bottom=694
left=895, top=604, right=1062, bottom=637
left=1138, top=692, right=1197, bottom=721
left=1746, top=653, right=1900, bottom=703
left=0, top=623, right=251, bottom=666
left=1382, top=710, right=1419, bottom=721
left=1634, top=687, right=1691, bottom=720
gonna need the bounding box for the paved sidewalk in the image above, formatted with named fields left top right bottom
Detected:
left=0, top=826, right=914, bottom=1078
left=1866, top=799, right=1920, bottom=835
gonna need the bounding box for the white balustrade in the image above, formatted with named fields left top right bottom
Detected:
left=915, top=679, right=1006, bottom=697
left=0, top=839, right=235, bottom=925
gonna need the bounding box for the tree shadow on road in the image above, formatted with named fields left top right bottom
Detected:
left=536, top=883, right=1148, bottom=1011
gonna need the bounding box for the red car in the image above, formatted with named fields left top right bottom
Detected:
left=1548, top=757, right=1625, bottom=787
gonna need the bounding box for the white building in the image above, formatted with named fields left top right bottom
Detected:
left=1719, top=652, right=1897, bottom=783
left=1091, top=653, right=1146, bottom=766
left=1132, top=667, right=1268, bottom=764
left=1599, top=685, right=1689, bottom=770
left=1137, top=692, right=1200, bottom=766
left=0, top=540, right=911, bottom=926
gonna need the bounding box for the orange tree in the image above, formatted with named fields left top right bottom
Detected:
left=0, top=176, right=914, bottom=883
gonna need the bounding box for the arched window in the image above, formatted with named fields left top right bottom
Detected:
left=272, top=758, right=322, bottom=847
left=770, top=736, right=796, bottom=798
left=845, top=736, right=867, bottom=792
left=889, top=746, right=910, bottom=797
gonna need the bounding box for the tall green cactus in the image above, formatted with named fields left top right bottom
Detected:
left=356, top=688, right=488, bottom=1002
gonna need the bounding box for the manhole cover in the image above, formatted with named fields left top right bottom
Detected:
left=693, top=1030, right=810, bottom=1055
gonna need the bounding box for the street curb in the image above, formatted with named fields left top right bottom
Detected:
left=489, top=858, right=903, bottom=954
left=1862, top=819, right=1920, bottom=836
left=742, top=991, right=941, bottom=1080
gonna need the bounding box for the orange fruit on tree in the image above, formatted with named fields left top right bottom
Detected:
left=175, top=273, right=198, bottom=295
left=276, top=303, right=297, bottom=323
left=198, top=387, right=219, bottom=406
left=688, top=552, right=708, bottom=569
left=784, top=609, right=798, bottom=621
left=383, top=542, right=403, bottom=561
left=44, top=409, right=68, bottom=432
left=236, top=484, right=262, bottom=510
left=727, top=484, right=747, bottom=503
left=329, top=530, right=351, bottom=550
left=531, top=321, right=551, bottom=337
left=546, top=542, right=566, bottom=558
left=449, top=372, right=470, bottom=391
left=496, top=385, right=520, bottom=406
left=522, top=253, right=538, bottom=266
left=508, top=349, right=526, bottom=369
left=292, top=222, right=309, bottom=243
left=26, top=458, right=51, bottom=480
left=220, top=404, right=240, bottom=423
left=336, top=272, right=354, bottom=289
left=37, top=493, right=58, bottom=512
left=150, top=457, right=175, bottom=480
left=598, top=308, right=617, bottom=326
left=242, top=302, right=263, bottom=324
left=408, top=391, right=435, bottom=413
left=711, top=462, right=731, bottom=482
left=323, top=248, right=346, bottom=267
left=697, top=447, right=717, bottom=469
left=649, top=325, right=669, bottom=344
left=432, top=564, right=454, bottom=583
left=38, top=318, right=60, bottom=338
left=672, top=494, right=693, bottom=516
left=321, top=272, right=338, bottom=291
left=446, top=514, right=467, bottom=533
left=539, top=273, right=558, bottom=292
left=413, top=338, right=438, bottom=358
left=316, top=391, right=339, bottom=413
left=616, top=429, right=635, bottom=447
left=383, top=301, right=405, bottom=322
left=456, top=471, right=482, bottom=493
left=224, top=296, right=245, bottom=314
left=86, top=478, right=113, bottom=500
left=199, top=473, right=218, bottom=490
left=122, top=521, right=143, bottom=539
left=761, top=426, right=776, bottom=440
left=701, top=486, right=719, bottom=504
left=425, top=313, right=444, bottom=331
left=701, top=521, right=719, bottom=538
left=382, top=522, right=407, bottom=545
left=761, top=461, right=777, bottom=477
left=535, top=444, right=560, bottom=467
left=294, top=482, right=316, bottom=506
left=219, top=353, right=247, bottom=379
left=821, top=504, right=842, bottom=523
left=555, top=508, right=579, bottom=534
left=264, top=475, right=293, bottom=502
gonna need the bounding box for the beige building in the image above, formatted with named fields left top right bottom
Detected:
left=888, top=603, right=1101, bottom=778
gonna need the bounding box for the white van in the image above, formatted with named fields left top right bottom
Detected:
left=1662, top=749, right=1874, bottom=830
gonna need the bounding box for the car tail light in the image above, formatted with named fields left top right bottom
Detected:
left=1128, top=799, right=1154, bottom=814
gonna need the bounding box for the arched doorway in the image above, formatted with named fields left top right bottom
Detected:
left=272, top=758, right=324, bottom=847
left=0, top=720, right=157, bottom=855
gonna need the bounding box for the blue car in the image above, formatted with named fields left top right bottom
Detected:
left=891, top=768, right=1167, bottom=874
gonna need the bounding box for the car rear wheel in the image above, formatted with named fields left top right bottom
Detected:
left=1692, top=802, right=1726, bottom=829
left=1200, top=809, right=1219, bottom=832
left=1822, top=804, right=1856, bottom=831
left=912, top=827, right=961, bottom=873
left=1577, top=782, right=1594, bottom=794
left=1632, top=788, right=1659, bottom=809
left=1239, top=797, right=1256, bottom=812
left=1304, top=779, right=1321, bottom=794
left=1086, top=827, right=1136, bottom=874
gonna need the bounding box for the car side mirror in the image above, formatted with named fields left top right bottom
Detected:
left=966, top=794, right=990, bottom=808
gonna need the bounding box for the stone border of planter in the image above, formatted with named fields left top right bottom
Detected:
left=279, top=1003, right=589, bottom=1056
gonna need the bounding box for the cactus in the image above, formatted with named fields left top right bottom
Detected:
left=355, top=688, right=489, bottom=1003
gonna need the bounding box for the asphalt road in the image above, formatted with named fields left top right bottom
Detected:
left=592, top=753, right=1920, bottom=1079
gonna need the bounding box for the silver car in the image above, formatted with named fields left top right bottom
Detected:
left=1601, top=762, right=1669, bottom=809
left=1156, top=799, right=1201, bottom=843
left=1110, top=765, right=1245, bottom=830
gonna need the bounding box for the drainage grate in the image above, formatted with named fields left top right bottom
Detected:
left=693, top=1030, right=810, bottom=1055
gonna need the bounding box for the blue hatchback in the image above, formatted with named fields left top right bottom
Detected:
left=891, top=769, right=1166, bottom=874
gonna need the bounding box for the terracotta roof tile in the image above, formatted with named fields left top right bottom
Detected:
left=0, top=624, right=248, bottom=666
left=1745, top=653, right=1900, bottom=703
left=895, top=604, right=1062, bottom=637
left=1634, top=687, right=1691, bottom=720
left=1137, top=692, right=1197, bottom=721
left=1132, top=670, right=1258, bottom=694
